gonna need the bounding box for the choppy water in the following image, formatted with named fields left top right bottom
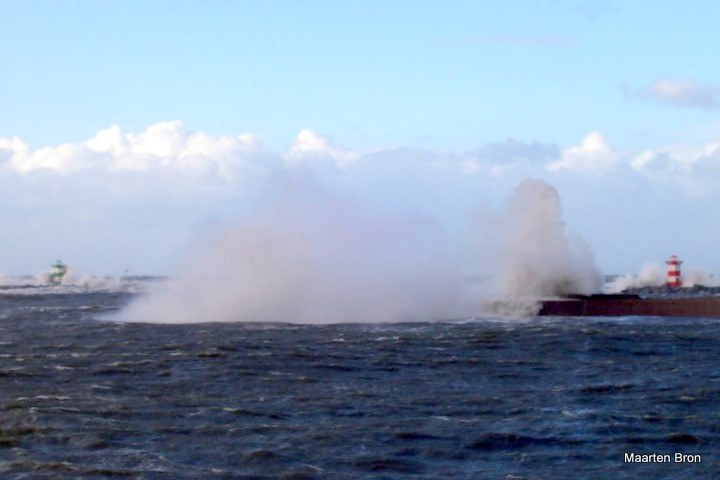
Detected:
left=0, top=286, right=718, bottom=479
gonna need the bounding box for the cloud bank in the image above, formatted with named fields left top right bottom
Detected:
left=2, top=121, right=720, bottom=277
left=3, top=120, right=711, bottom=185
left=1, top=121, right=268, bottom=179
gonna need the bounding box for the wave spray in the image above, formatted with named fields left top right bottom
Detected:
left=117, top=178, right=601, bottom=323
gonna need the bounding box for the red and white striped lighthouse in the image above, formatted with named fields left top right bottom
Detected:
left=665, top=255, right=683, bottom=288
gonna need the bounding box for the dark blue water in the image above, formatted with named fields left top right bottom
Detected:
left=0, top=289, right=718, bottom=479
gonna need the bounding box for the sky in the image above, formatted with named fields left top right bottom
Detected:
left=1, top=0, right=720, bottom=276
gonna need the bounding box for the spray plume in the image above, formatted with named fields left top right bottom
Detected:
left=117, top=178, right=601, bottom=323
left=492, top=180, right=602, bottom=297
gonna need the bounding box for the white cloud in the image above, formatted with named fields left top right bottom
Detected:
left=630, top=141, right=720, bottom=195
left=630, top=78, right=720, bottom=109
left=545, top=132, right=619, bottom=173
left=0, top=137, right=30, bottom=159
left=631, top=145, right=698, bottom=174
left=85, top=125, right=128, bottom=155
left=286, top=129, right=359, bottom=168
left=7, top=143, right=97, bottom=173
left=2, top=121, right=266, bottom=180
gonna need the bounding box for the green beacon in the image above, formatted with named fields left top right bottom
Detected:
left=51, top=260, right=67, bottom=285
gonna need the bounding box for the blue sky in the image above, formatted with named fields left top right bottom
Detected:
left=4, top=0, right=719, bottom=150
left=2, top=0, right=720, bottom=277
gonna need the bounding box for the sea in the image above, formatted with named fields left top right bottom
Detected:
left=0, top=279, right=717, bottom=479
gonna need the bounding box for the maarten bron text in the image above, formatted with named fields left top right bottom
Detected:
left=625, top=453, right=701, bottom=463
